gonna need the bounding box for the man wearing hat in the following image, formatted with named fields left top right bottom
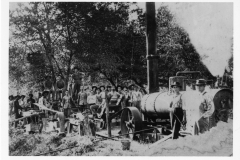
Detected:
left=90, top=87, right=102, bottom=117
left=106, top=85, right=112, bottom=93
left=122, top=87, right=130, bottom=107
left=77, top=86, right=88, bottom=112
left=38, top=90, right=51, bottom=119
left=107, top=86, right=122, bottom=107
left=62, top=90, right=75, bottom=117
left=96, top=86, right=107, bottom=118
left=13, top=95, right=23, bottom=128
left=56, top=75, right=65, bottom=100
left=39, top=91, right=50, bottom=105
left=92, top=86, right=97, bottom=95
left=27, top=93, right=36, bottom=109
left=169, top=82, right=184, bottom=139
left=194, top=79, right=214, bottom=134
left=131, top=85, right=142, bottom=110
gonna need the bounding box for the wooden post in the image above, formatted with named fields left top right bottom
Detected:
left=106, top=91, right=111, bottom=137
left=146, top=2, right=159, bottom=94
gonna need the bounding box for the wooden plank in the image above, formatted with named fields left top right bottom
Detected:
left=10, top=113, right=40, bottom=123
left=34, top=103, right=60, bottom=113
left=105, top=91, right=111, bottom=137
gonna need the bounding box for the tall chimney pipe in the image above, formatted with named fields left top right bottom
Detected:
left=146, top=2, right=159, bottom=93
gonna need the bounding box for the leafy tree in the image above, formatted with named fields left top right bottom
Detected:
left=10, top=2, right=91, bottom=95
left=9, top=2, right=214, bottom=94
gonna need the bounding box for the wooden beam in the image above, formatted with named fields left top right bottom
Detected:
left=10, top=113, right=40, bottom=123
left=105, top=91, right=111, bottom=137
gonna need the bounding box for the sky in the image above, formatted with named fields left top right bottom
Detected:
left=9, top=2, right=233, bottom=77
left=136, top=2, right=233, bottom=77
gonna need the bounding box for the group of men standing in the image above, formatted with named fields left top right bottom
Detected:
left=9, top=93, right=37, bottom=127
left=43, top=83, right=144, bottom=119
left=169, top=79, right=214, bottom=139
left=9, top=72, right=215, bottom=139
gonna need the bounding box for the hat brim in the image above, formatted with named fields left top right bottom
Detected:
left=43, top=91, right=50, bottom=95
left=195, top=83, right=206, bottom=86
left=171, top=85, right=181, bottom=88
left=117, top=85, right=123, bottom=89
left=100, top=86, right=105, bottom=89
left=92, top=86, right=97, bottom=89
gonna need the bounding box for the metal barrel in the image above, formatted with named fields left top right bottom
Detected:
left=140, top=88, right=233, bottom=122
left=141, top=91, right=172, bottom=119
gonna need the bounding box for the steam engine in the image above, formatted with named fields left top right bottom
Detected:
left=120, top=72, right=233, bottom=141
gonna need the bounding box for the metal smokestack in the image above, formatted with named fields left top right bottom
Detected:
left=146, top=2, right=159, bottom=93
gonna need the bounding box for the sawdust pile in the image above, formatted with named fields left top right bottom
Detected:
left=9, top=119, right=232, bottom=156
left=145, top=120, right=233, bottom=156
left=84, top=140, right=147, bottom=156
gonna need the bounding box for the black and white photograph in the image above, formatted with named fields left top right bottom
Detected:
left=2, top=0, right=239, bottom=158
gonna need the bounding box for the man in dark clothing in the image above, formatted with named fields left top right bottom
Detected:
left=27, top=93, right=38, bottom=123
left=14, top=95, right=23, bottom=128
left=106, top=85, right=112, bottom=93
left=169, top=82, right=184, bottom=139
left=37, top=92, right=42, bottom=103
left=27, top=93, right=36, bottom=109
left=72, top=68, right=82, bottom=100
left=56, top=75, right=65, bottom=100
left=92, top=86, right=97, bottom=95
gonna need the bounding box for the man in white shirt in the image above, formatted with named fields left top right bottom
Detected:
left=131, top=85, right=142, bottom=110
left=87, top=90, right=97, bottom=109
left=108, top=86, right=122, bottom=106
left=195, top=79, right=214, bottom=134
left=38, top=90, right=51, bottom=117
left=169, top=82, right=184, bottom=139
left=182, top=79, right=214, bottom=135
left=97, top=86, right=107, bottom=118
left=90, top=88, right=102, bottom=117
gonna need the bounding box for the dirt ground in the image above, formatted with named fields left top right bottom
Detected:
left=9, top=119, right=233, bottom=156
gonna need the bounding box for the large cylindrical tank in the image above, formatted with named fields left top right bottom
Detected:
left=141, top=91, right=172, bottom=119
left=140, top=88, right=233, bottom=122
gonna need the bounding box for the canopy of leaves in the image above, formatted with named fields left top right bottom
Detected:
left=9, top=2, right=215, bottom=92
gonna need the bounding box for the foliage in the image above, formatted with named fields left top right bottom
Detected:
left=9, top=2, right=214, bottom=92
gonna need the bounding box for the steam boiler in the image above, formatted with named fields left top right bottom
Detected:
left=119, top=2, right=233, bottom=142
left=120, top=74, right=233, bottom=141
